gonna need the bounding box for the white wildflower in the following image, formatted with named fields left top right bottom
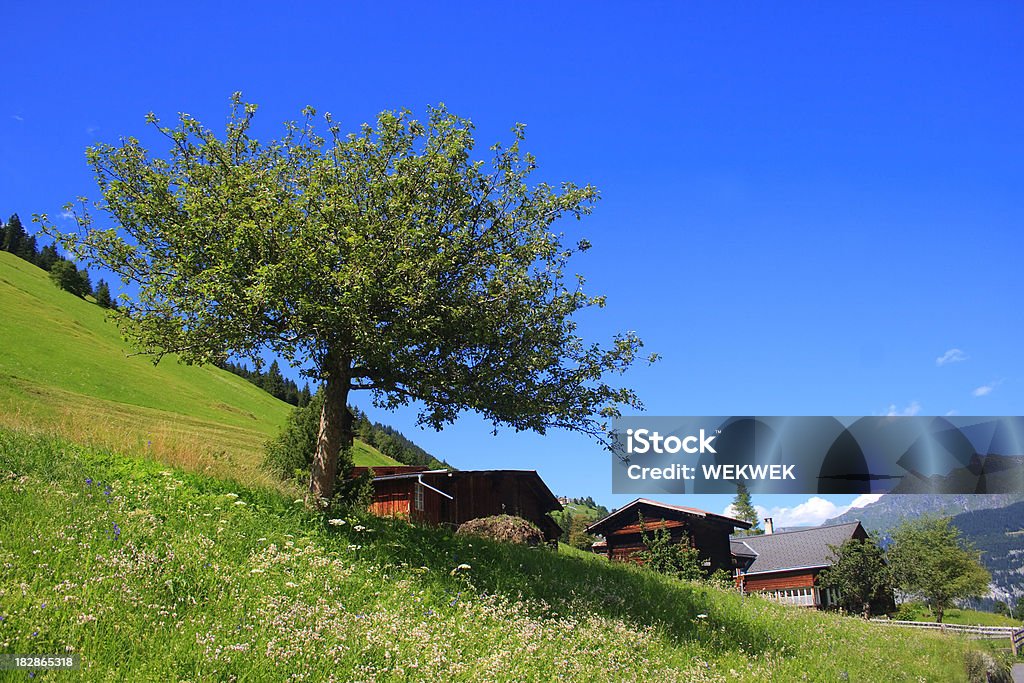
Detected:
left=328, top=519, right=346, bottom=526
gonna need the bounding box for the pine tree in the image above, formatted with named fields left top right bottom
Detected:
left=19, top=234, right=38, bottom=263
left=730, top=482, right=761, bottom=534
left=76, top=267, right=93, bottom=297
left=3, top=214, right=27, bottom=254
left=94, top=279, right=114, bottom=308
left=50, top=260, right=87, bottom=296
left=37, top=245, right=60, bottom=271
left=265, top=360, right=286, bottom=400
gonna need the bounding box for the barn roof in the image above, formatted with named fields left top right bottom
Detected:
left=585, top=498, right=751, bottom=536
left=422, top=470, right=563, bottom=512
left=731, top=521, right=866, bottom=575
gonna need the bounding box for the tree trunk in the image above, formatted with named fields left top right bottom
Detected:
left=308, top=351, right=352, bottom=504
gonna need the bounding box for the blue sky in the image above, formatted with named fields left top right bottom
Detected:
left=3, top=2, right=1022, bottom=525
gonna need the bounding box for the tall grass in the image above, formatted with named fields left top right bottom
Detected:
left=0, top=428, right=976, bottom=681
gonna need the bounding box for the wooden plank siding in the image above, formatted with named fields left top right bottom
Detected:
left=364, top=470, right=563, bottom=541
left=741, top=569, right=819, bottom=592
left=586, top=500, right=750, bottom=574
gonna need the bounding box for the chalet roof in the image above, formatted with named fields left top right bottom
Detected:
left=731, top=521, right=865, bottom=575
left=586, top=498, right=751, bottom=535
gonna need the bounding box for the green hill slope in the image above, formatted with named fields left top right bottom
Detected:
left=0, top=429, right=980, bottom=681
left=0, top=251, right=398, bottom=482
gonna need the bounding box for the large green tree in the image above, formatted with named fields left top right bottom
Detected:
left=818, top=535, right=891, bottom=617
left=887, top=517, right=991, bottom=623
left=38, top=95, right=651, bottom=503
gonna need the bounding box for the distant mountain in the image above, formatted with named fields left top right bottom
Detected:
left=948, top=502, right=1024, bottom=605
left=823, top=493, right=1024, bottom=531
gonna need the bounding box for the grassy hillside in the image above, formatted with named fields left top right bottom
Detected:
left=0, top=429, right=982, bottom=681
left=0, top=251, right=397, bottom=484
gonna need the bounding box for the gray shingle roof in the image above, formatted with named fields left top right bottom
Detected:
left=731, top=522, right=864, bottom=575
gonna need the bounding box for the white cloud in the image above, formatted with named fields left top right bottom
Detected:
left=936, top=348, right=967, bottom=366
left=884, top=401, right=921, bottom=416
left=973, top=381, right=1000, bottom=397
left=725, top=493, right=884, bottom=529
left=944, top=409, right=958, bottom=416
left=11, top=114, right=24, bottom=122
left=59, top=210, right=74, bottom=220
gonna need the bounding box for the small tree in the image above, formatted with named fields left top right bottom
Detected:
left=49, top=260, right=89, bottom=297
left=638, top=515, right=704, bottom=581
left=76, top=266, right=93, bottom=297
left=567, top=514, right=598, bottom=550
left=38, top=95, right=651, bottom=505
left=888, top=517, right=991, bottom=623
left=819, top=535, right=891, bottom=617
left=2, top=214, right=27, bottom=254
left=730, top=481, right=761, bottom=535
left=262, top=391, right=370, bottom=508
left=94, top=279, right=114, bottom=308
left=37, top=245, right=60, bottom=271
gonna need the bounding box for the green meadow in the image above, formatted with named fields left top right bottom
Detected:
left=0, top=429, right=977, bottom=681
left=0, top=251, right=397, bottom=486
left=0, top=250, right=1006, bottom=680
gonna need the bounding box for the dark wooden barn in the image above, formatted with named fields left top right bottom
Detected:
left=353, top=466, right=564, bottom=541
left=586, top=498, right=751, bottom=573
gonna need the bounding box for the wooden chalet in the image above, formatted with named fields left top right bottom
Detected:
left=353, top=466, right=564, bottom=541
left=731, top=520, right=868, bottom=608
left=585, top=498, right=752, bottom=573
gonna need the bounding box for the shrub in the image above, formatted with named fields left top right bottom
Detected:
left=638, top=516, right=704, bottom=581
left=263, top=392, right=364, bottom=509
left=456, top=515, right=545, bottom=545
left=965, top=649, right=1012, bottom=683
left=894, top=601, right=931, bottom=622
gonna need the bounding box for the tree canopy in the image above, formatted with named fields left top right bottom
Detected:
left=819, top=535, right=892, bottom=617
left=38, top=94, right=652, bottom=502
left=887, top=516, right=991, bottom=623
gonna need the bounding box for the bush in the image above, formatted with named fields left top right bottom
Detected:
left=263, top=392, right=364, bottom=510
left=456, top=515, right=545, bottom=546
left=894, top=601, right=931, bottom=622
left=263, top=392, right=325, bottom=481
left=965, top=649, right=1012, bottom=683
left=638, top=517, right=704, bottom=581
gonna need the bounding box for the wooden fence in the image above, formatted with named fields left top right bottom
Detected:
left=870, top=619, right=1024, bottom=655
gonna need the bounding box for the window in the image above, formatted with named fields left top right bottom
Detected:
left=414, top=482, right=424, bottom=511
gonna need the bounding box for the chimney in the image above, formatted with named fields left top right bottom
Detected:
left=763, top=517, right=774, bottom=535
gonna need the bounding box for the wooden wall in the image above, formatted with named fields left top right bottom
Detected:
left=603, top=515, right=736, bottom=572
left=367, top=472, right=562, bottom=541
left=740, top=568, right=818, bottom=592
